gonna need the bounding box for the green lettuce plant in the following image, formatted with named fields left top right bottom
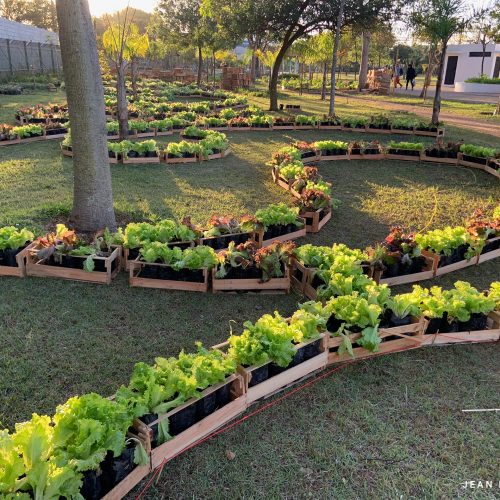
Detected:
left=415, top=226, right=473, bottom=256
left=255, top=203, right=302, bottom=230
left=0, top=226, right=34, bottom=251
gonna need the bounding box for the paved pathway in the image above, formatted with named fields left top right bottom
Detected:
left=343, top=94, right=500, bottom=137
left=393, top=87, right=499, bottom=104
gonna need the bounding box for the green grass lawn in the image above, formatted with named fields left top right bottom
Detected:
left=0, top=89, right=499, bottom=499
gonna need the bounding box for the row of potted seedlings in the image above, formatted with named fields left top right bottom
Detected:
left=291, top=206, right=500, bottom=291
left=3, top=275, right=498, bottom=498
left=270, top=140, right=500, bottom=178
left=0, top=122, right=69, bottom=146
left=0, top=205, right=308, bottom=288
left=61, top=130, right=231, bottom=164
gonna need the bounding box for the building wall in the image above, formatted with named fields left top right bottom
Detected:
left=444, top=43, right=500, bottom=85
left=0, top=17, right=61, bottom=76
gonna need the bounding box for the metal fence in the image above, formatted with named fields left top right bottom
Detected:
left=0, top=38, right=62, bottom=77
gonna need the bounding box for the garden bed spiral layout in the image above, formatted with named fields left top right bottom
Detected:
left=1, top=82, right=500, bottom=500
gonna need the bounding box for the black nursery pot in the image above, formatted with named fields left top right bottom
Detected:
left=301, top=338, right=321, bottom=361
left=139, top=264, right=159, bottom=279
left=463, top=154, right=487, bottom=165
left=101, top=445, right=136, bottom=493
left=388, top=313, right=412, bottom=327
left=326, top=315, right=344, bottom=333
left=458, top=312, right=488, bottom=332
left=424, top=317, right=442, bottom=334
left=351, top=148, right=362, bottom=155
left=0, top=246, right=25, bottom=267
left=139, top=413, right=159, bottom=447
left=248, top=363, right=269, bottom=387
left=301, top=151, right=316, bottom=159
left=195, top=391, right=217, bottom=420
left=80, top=469, right=103, bottom=500
left=214, top=382, right=231, bottom=408
left=169, top=403, right=197, bottom=436
left=439, top=313, right=460, bottom=333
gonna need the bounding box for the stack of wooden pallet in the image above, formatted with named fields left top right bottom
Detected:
left=221, top=66, right=251, bottom=90
left=367, top=69, right=391, bottom=94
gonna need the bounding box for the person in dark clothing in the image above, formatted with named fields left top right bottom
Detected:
left=406, top=64, right=417, bottom=90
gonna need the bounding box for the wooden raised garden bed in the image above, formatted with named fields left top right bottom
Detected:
left=327, top=316, right=425, bottom=365
left=164, top=154, right=199, bottom=164
left=301, top=207, right=332, bottom=233
left=129, top=259, right=209, bottom=292
left=211, top=267, right=290, bottom=294
left=204, top=148, right=231, bottom=161
left=389, top=126, right=414, bottom=135
left=318, top=122, right=342, bottom=130
left=316, top=149, right=349, bottom=161
left=366, top=125, right=392, bottom=135
left=199, top=231, right=256, bottom=250
left=0, top=137, right=21, bottom=147
left=414, top=127, right=445, bottom=138
left=132, top=374, right=246, bottom=469
left=341, top=125, right=366, bottom=133
left=384, top=149, right=422, bottom=161
left=432, top=250, right=479, bottom=276
left=122, top=243, right=195, bottom=271
left=272, top=123, right=296, bottom=130
left=155, top=129, right=174, bottom=137
left=420, top=152, right=458, bottom=165
left=235, top=334, right=328, bottom=404
left=122, top=154, right=161, bottom=164
left=457, top=152, right=490, bottom=170
left=372, top=250, right=440, bottom=286
left=478, top=236, right=500, bottom=264
left=26, top=246, right=121, bottom=285
left=0, top=241, right=37, bottom=278
left=256, top=218, right=307, bottom=247
left=271, top=167, right=302, bottom=199
left=290, top=259, right=314, bottom=294
left=421, top=310, right=500, bottom=346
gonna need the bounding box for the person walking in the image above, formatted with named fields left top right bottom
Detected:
left=394, top=62, right=403, bottom=88
left=405, top=63, right=416, bottom=90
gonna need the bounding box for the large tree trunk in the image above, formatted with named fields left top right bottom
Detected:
left=131, top=57, right=138, bottom=100
left=197, top=45, right=203, bottom=86
left=432, top=44, right=447, bottom=125
left=321, top=62, right=327, bottom=100
left=329, top=0, right=345, bottom=116
left=116, top=62, right=128, bottom=140
left=55, top=0, right=116, bottom=232
left=269, top=38, right=294, bottom=110
left=358, top=31, right=371, bottom=91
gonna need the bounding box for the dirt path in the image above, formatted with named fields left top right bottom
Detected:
left=343, top=94, right=500, bottom=137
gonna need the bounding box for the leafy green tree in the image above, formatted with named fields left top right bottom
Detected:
left=469, top=2, right=500, bottom=76
left=102, top=17, right=149, bottom=139
left=155, top=0, right=218, bottom=85
left=411, top=0, right=483, bottom=124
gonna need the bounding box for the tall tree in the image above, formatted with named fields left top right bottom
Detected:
left=102, top=16, right=149, bottom=139
left=411, top=0, right=481, bottom=124
left=358, top=31, right=371, bottom=90
left=55, top=0, right=116, bottom=232
left=329, top=0, right=346, bottom=115
left=469, top=2, right=500, bottom=76
left=155, top=0, right=217, bottom=86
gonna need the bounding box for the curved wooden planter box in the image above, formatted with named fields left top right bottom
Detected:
left=26, top=246, right=121, bottom=285
left=301, top=207, right=332, bottom=233
left=420, top=153, right=458, bottom=165
left=421, top=311, right=500, bottom=346
left=317, top=150, right=349, bottom=161
left=122, top=242, right=195, bottom=271
left=212, top=267, right=290, bottom=294
left=272, top=124, right=296, bottom=130
left=129, top=259, right=209, bottom=292
left=256, top=218, right=307, bottom=248
left=290, top=259, right=314, bottom=295
left=271, top=167, right=302, bottom=199
left=164, top=154, right=199, bottom=164
left=0, top=137, right=21, bottom=147
left=327, top=316, right=425, bottom=365
left=198, top=231, right=257, bottom=250
left=0, top=242, right=37, bottom=278
left=122, top=154, right=160, bottom=164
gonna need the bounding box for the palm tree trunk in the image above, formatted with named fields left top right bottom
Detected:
left=55, top=0, right=116, bottom=232
left=432, top=44, right=447, bottom=125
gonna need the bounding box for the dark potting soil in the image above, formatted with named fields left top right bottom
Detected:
left=301, top=151, right=316, bottom=159
left=458, top=312, right=488, bottom=331
left=169, top=402, right=197, bottom=436
left=388, top=149, right=420, bottom=156
left=462, top=154, right=487, bottom=165
left=263, top=223, right=300, bottom=240
left=223, top=265, right=262, bottom=280
left=437, top=244, right=469, bottom=267
left=101, top=445, right=136, bottom=493
left=80, top=469, right=102, bottom=500
left=482, top=237, right=500, bottom=253
left=139, top=266, right=205, bottom=282
left=0, top=245, right=26, bottom=267
left=203, top=232, right=251, bottom=250
left=248, top=363, right=269, bottom=387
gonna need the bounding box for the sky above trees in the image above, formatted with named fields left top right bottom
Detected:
left=87, top=0, right=157, bottom=16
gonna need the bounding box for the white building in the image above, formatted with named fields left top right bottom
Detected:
left=443, top=43, right=500, bottom=93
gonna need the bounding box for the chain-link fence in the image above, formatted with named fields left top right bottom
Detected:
left=0, top=38, right=62, bottom=78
